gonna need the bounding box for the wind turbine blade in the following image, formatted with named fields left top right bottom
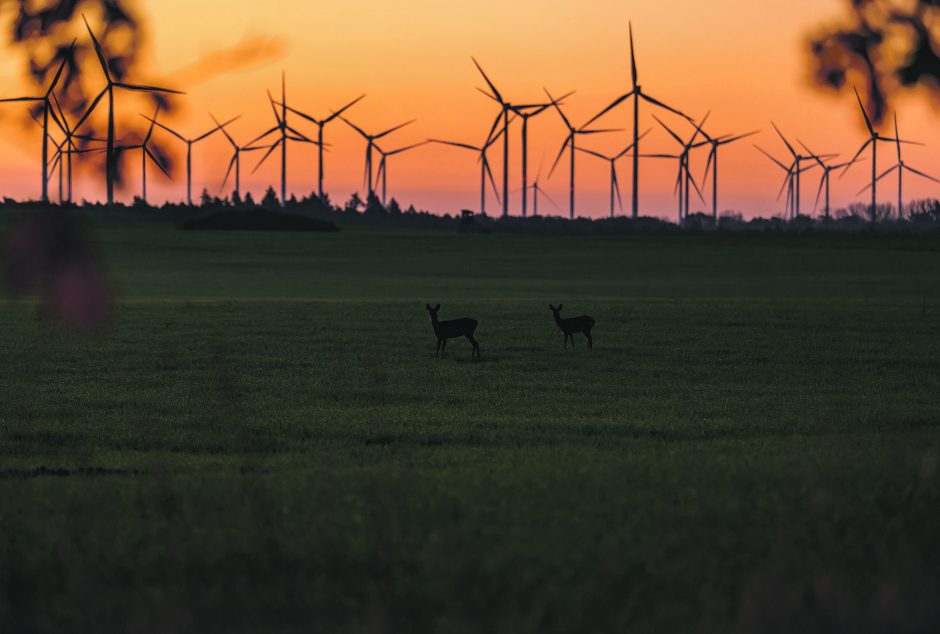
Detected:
left=853, top=86, right=874, bottom=136
left=813, top=174, right=826, bottom=212
left=220, top=154, right=237, bottom=192
left=688, top=171, right=706, bottom=204
left=251, top=140, right=281, bottom=174
left=575, top=147, right=609, bottom=161
left=142, top=115, right=188, bottom=143
left=114, top=82, right=184, bottom=95
left=776, top=173, right=791, bottom=201
left=840, top=139, right=872, bottom=178
left=145, top=147, right=172, bottom=179
left=771, top=121, right=797, bottom=157
left=720, top=131, right=760, bottom=145
left=195, top=116, right=240, bottom=142
left=548, top=136, right=572, bottom=178
left=266, top=90, right=282, bottom=125
left=389, top=140, right=429, bottom=155
left=286, top=125, right=315, bottom=143
left=46, top=50, right=72, bottom=97
left=629, top=22, right=638, bottom=88
left=246, top=125, right=280, bottom=147
left=894, top=113, right=902, bottom=162
left=341, top=117, right=370, bottom=139
left=578, top=128, right=622, bottom=135
left=430, top=139, right=479, bottom=152
left=72, top=87, right=108, bottom=132
left=476, top=87, right=501, bottom=104
left=544, top=88, right=572, bottom=130
left=144, top=105, right=160, bottom=143
left=613, top=169, right=623, bottom=212
left=471, top=57, right=503, bottom=103
left=653, top=114, right=684, bottom=147
left=614, top=128, right=652, bottom=160
left=483, top=158, right=500, bottom=204
left=484, top=111, right=505, bottom=147
left=703, top=148, right=715, bottom=184
left=210, top=112, right=238, bottom=147
left=798, top=139, right=825, bottom=168
left=0, top=96, right=43, bottom=103
left=82, top=15, right=112, bottom=82
left=583, top=91, right=634, bottom=129
left=904, top=164, right=940, bottom=185
left=325, top=94, right=366, bottom=123
left=641, top=93, right=690, bottom=121
left=857, top=165, right=898, bottom=194
left=754, top=145, right=789, bottom=171
left=376, top=119, right=416, bottom=139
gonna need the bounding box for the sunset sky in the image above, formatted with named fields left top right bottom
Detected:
left=1, top=0, right=939, bottom=218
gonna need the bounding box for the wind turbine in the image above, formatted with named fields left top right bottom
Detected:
left=273, top=94, right=365, bottom=200
left=654, top=113, right=710, bottom=222
left=430, top=126, right=507, bottom=215
left=373, top=141, right=429, bottom=206
left=212, top=113, right=274, bottom=200
left=49, top=92, right=107, bottom=204
left=109, top=107, right=172, bottom=204
left=475, top=91, right=572, bottom=217
left=341, top=117, right=415, bottom=200
left=842, top=86, right=918, bottom=222
left=545, top=88, right=620, bottom=219
left=144, top=115, right=239, bottom=205
left=576, top=130, right=651, bottom=218
left=798, top=141, right=855, bottom=219
left=74, top=16, right=183, bottom=205
left=770, top=123, right=823, bottom=219
left=471, top=57, right=517, bottom=219
left=248, top=74, right=319, bottom=205
left=857, top=114, right=940, bottom=219
left=755, top=146, right=817, bottom=219
left=700, top=128, right=760, bottom=221
left=0, top=41, right=72, bottom=202
left=524, top=159, right=560, bottom=217
left=584, top=22, right=692, bottom=219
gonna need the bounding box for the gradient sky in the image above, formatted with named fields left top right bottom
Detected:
left=1, top=0, right=939, bottom=218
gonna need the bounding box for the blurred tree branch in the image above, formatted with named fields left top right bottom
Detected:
left=810, top=0, right=940, bottom=125
left=1, top=0, right=178, bottom=185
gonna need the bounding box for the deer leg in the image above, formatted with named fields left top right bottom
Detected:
left=441, top=338, right=447, bottom=357
left=585, top=330, right=593, bottom=350
left=472, top=335, right=481, bottom=358
left=436, top=338, right=441, bottom=358
left=563, top=333, right=569, bottom=349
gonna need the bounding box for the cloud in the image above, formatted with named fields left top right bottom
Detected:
left=173, top=34, right=289, bottom=88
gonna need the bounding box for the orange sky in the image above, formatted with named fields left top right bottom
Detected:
left=1, top=0, right=940, bottom=218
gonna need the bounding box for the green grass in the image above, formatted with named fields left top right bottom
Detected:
left=2, top=211, right=940, bottom=632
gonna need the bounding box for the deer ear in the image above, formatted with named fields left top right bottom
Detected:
left=426, top=304, right=432, bottom=311
left=435, top=304, right=441, bottom=311
left=558, top=304, right=563, bottom=311
left=549, top=304, right=555, bottom=311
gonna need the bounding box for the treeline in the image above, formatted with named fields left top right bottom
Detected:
left=3, top=188, right=940, bottom=235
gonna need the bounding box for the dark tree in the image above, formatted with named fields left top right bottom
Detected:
left=811, top=0, right=940, bottom=124
left=1, top=0, right=178, bottom=186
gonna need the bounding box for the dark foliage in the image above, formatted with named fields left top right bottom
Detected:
left=810, top=0, right=940, bottom=124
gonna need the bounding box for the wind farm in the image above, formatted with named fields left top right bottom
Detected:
left=2, top=4, right=940, bottom=633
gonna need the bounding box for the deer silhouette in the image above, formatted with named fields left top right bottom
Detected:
left=426, top=304, right=481, bottom=358
left=550, top=304, right=595, bottom=349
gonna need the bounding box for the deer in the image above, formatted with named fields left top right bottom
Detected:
left=426, top=304, right=481, bottom=359
left=549, top=304, right=595, bottom=349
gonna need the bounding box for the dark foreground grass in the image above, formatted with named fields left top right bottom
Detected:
left=1, top=212, right=940, bottom=632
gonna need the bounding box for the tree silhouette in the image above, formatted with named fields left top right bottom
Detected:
left=810, top=0, right=940, bottom=124
left=1, top=0, right=178, bottom=187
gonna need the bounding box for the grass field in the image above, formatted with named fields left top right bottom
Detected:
left=2, top=211, right=939, bottom=633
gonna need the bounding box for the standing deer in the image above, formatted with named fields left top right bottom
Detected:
left=549, top=304, right=595, bottom=349
left=426, top=304, right=481, bottom=358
